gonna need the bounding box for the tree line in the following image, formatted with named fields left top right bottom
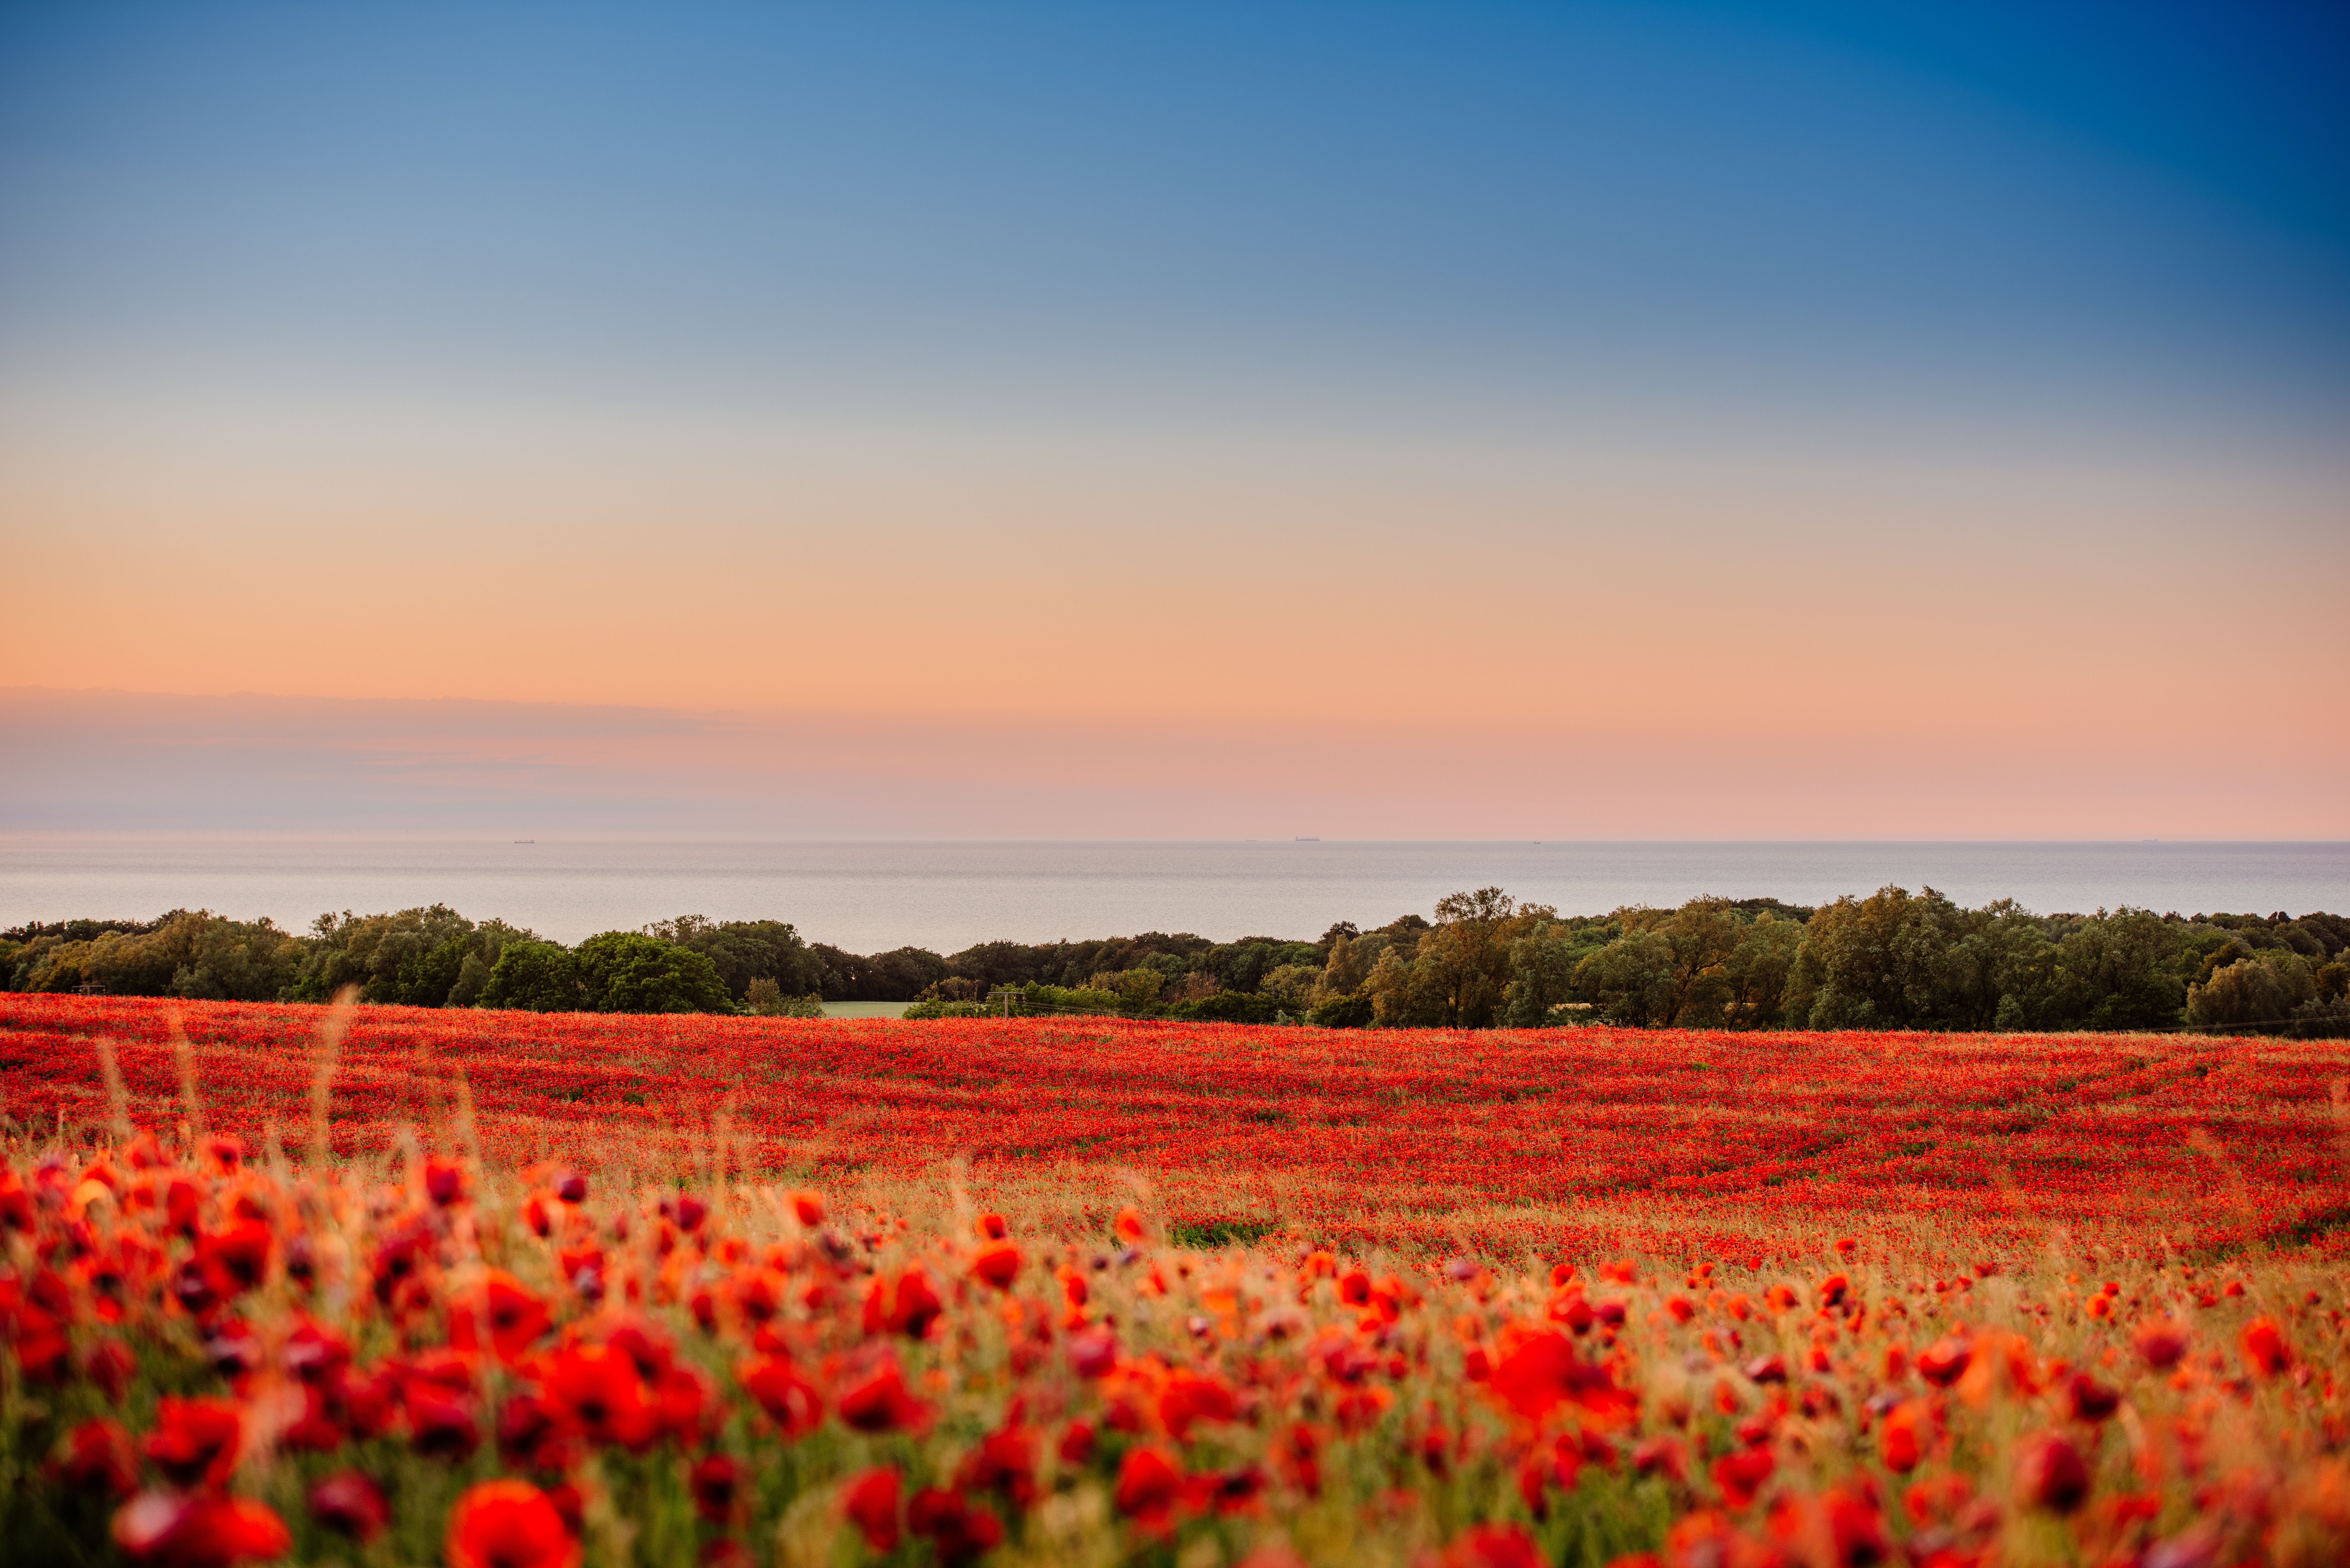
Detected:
left=4, top=889, right=2345, bottom=1036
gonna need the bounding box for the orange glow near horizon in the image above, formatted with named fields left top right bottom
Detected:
left=8, top=403, right=2346, bottom=763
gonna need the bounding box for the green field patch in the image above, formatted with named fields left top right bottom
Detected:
left=1171, top=1219, right=1277, bottom=1248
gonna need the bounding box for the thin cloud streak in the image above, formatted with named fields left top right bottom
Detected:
left=3, top=688, right=2339, bottom=841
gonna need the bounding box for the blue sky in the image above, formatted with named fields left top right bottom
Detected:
left=6, top=0, right=2344, bottom=437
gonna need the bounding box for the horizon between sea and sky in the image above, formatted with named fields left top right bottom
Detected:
left=4, top=838, right=2343, bottom=953
left=1, top=3, right=2346, bottom=848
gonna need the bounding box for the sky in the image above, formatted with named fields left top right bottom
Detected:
left=2, top=1, right=2345, bottom=838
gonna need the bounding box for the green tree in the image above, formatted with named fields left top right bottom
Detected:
left=479, top=940, right=587, bottom=1012
left=1574, top=931, right=1679, bottom=1026
left=1619, top=899, right=1746, bottom=1026
left=1720, top=912, right=1804, bottom=1028
left=1316, top=933, right=1386, bottom=1002
left=1784, top=886, right=1961, bottom=1029
left=2187, top=953, right=2316, bottom=1033
left=69, top=911, right=304, bottom=1002
left=575, top=931, right=737, bottom=1014
left=1502, top=920, right=1579, bottom=1027
left=2051, top=909, right=2186, bottom=1029
left=648, top=916, right=822, bottom=1002
left=394, top=935, right=470, bottom=1009
left=1363, top=945, right=1432, bottom=1026
left=293, top=905, right=477, bottom=1004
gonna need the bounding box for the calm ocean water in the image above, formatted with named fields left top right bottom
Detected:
left=2, top=839, right=2344, bottom=953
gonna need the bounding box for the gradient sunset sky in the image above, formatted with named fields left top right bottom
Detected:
left=3, top=2, right=2345, bottom=838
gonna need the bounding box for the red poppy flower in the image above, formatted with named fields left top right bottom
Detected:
left=1158, top=1370, right=1239, bottom=1440
left=956, top=1424, right=1040, bottom=1509
left=544, top=1481, right=585, bottom=1535
left=2132, top=1321, right=2189, bottom=1369
left=840, top=1466, right=902, bottom=1552
left=281, top=1320, right=352, bottom=1385
left=2065, top=1372, right=2121, bottom=1422
left=55, top=1417, right=139, bottom=1498
left=336, top=1365, right=403, bottom=1440
left=163, top=1178, right=201, bottom=1236
left=12, top=1306, right=72, bottom=1383
left=406, top=1385, right=482, bottom=1461
left=541, top=1343, right=659, bottom=1451
left=1486, top=1329, right=1633, bottom=1422
left=1067, top=1326, right=1118, bottom=1378
left=1879, top=1402, right=1926, bottom=1473
left=1767, top=1486, right=1884, bottom=1568
left=1632, top=1436, right=1688, bottom=1484
left=736, top=1355, right=825, bottom=1436
left=1915, top=1337, right=1971, bottom=1387
left=690, top=1455, right=742, bottom=1522
left=972, top=1240, right=1023, bottom=1290
left=144, top=1396, right=243, bottom=1489
left=497, top=1391, right=569, bottom=1470
left=601, top=1315, right=676, bottom=1381
left=789, top=1190, right=824, bottom=1226
left=1059, top=1419, right=1098, bottom=1465
left=80, top=1335, right=135, bottom=1403
left=837, top=1353, right=934, bottom=1434
left=1115, top=1446, right=1185, bottom=1531
left=198, top=1222, right=273, bottom=1294
left=112, top=1492, right=291, bottom=1568
left=1711, top=1447, right=1775, bottom=1509
left=425, top=1157, right=469, bottom=1207
left=2240, top=1317, right=2293, bottom=1378
left=2016, top=1433, right=2091, bottom=1513
left=445, top=1480, right=581, bottom=1568
left=653, top=1363, right=710, bottom=1441
left=863, top=1269, right=944, bottom=1339
left=907, top=1485, right=1002, bottom=1565
left=1439, top=1525, right=1545, bottom=1568
left=309, top=1473, right=389, bottom=1542
left=448, top=1272, right=551, bottom=1364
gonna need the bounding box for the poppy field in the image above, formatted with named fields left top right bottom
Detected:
left=1, top=996, right=2348, bottom=1567
left=1, top=995, right=2346, bottom=1266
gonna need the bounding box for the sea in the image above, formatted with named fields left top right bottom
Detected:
left=2, top=839, right=2344, bottom=953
